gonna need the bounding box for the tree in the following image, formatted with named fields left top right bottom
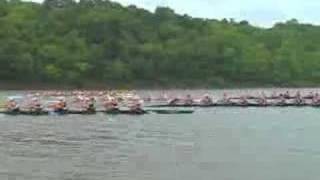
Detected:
left=2, top=0, right=320, bottom=87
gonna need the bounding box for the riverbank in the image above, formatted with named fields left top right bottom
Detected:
left=2, top=81, right=320, bottom=90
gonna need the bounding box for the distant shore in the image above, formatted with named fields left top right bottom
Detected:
left=1, top=81, right=320, bottom=90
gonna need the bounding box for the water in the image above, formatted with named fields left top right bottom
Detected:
left=1, top=90, right=320, bottom=180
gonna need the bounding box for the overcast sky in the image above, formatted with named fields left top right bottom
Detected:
left=112, top=0, right=320, bottom=27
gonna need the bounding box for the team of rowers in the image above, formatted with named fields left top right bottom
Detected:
left=166, top=91, right=320, bottom=106
left=4, top=90, right=320, bottom=113
left=4, top=92, right=144, bottom=113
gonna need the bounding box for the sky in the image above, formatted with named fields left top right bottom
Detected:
left=112, top=0, right=320, bottom=27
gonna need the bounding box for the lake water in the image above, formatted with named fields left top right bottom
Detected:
left=1, top=90, right=320, bottom=180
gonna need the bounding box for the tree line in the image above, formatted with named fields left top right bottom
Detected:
left=1, top=0, right=320, bottom=88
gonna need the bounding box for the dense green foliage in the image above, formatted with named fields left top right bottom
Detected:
left=1, top=0, right=320, bottom=88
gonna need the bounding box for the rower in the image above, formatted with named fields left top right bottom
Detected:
left=160, top=93, right=169, bottom=101
left=222, top=93, right=231, bottom=104
left=130, top=103, right=143, bottom=113
left=295, top=91, right=304, bottom=104
left=144, top=96, right=152, bottom=102
left=200, top=94, right=213, bottom=105
left=257, top=96, right=267, bottom=105
left=104, top=97, right=119, bottom=111
left=184, top=94, right=193, bottom=105
left=284, top=91, right=290, bottom=99
left=98, top=91, right=104, bottom=96
left=239, top=96, right=248, bottom=105
left=30, top=98, right=42, bottom=112
left=279, top=94, right=286, bottom=105
left=54, top=97, right=67, bottom=113
left=305, top=92, right=314, bottom=99
left=312, top=93, right=320, bottom=105
left=271, top=91, right=278, bottom=99
left=168, top=98, right=179, bottom=105
left=129, top=96, right=144, bottom=113
left=6, top=99, right=20, bottom=112
left=86, top=97, right=96, bottom=112
left=74, top=94, right=85, bottom=103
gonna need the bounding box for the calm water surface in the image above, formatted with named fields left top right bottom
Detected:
left=1, top=90, right=320, bottom=180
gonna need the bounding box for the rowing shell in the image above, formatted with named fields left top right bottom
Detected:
left=148, top=109, right=194, bottom=114
left=146, top=102, right=320, bottom=108
left=0, top=109, right=195, bottom=116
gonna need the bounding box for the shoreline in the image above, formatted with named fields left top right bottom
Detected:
left=2, top=82, right=320, bottom=90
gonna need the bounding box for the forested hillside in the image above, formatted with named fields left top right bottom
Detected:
left=1, top=0, right=320, bottom=88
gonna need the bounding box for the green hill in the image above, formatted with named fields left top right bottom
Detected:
left=1, top=0, right=320, bottom=88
